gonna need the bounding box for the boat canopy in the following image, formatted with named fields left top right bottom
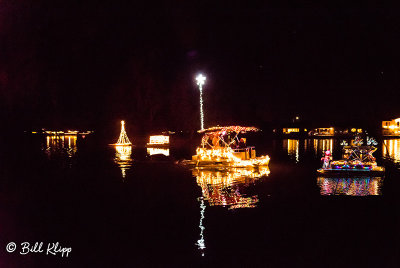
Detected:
left=198, top=126, right=259, bottom=134
left=198, top=126, right=260, bottom=148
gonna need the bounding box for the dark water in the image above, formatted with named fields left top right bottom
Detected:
left=1, top=134, right=399, bottom=267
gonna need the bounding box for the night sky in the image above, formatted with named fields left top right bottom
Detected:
left=1, top=4, right=400, bottom=133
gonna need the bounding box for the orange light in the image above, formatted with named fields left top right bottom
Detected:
left=148, top=135, right=169, bottom=145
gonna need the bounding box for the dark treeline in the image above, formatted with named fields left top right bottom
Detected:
left=2, top=3, right=400, bottom=135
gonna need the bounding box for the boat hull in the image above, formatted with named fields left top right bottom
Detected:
left=180, top=158, right=270, bottom=168
left=109, top=143, right=132, bottom=146
left=146, top=143, right=169, bottom=148
left=317, top=167, right=385, bottom=177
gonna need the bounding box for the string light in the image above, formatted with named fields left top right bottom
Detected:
left=191, top=125, right=269, bottom=167
left=318, top=136, right=384, bottom=174
left=195, top=74, right=206, bottom=130
left=196, top=198, right=206, bottom=256
left=340, top=140, right=348, bottom=146
left=148, top=135, right=169, bottom=145
left=367, top=137, right=378, bottom=146
left=116, top=120, right=132, bottom=145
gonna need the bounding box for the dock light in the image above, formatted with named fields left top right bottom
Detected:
left=196, top=74, right=206, bottom=130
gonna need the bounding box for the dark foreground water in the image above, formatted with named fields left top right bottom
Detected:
left=1, top=134, right=400, bottom=267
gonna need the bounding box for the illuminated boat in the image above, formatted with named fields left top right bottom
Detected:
left=109, top=120, right=132, bottom=146
left=181, top=126, right=270, bottom=168
left=146, top=135, right=169, bottom=148
left=317, top=140, right=385, bottom=176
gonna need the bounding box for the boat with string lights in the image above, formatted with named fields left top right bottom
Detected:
left=181, top=126, right=270, bottom=168
left=109, top=120, right=132, bottom=146
left=146, top=135, right=169, bottom=148
left=317, top=136, right=385, bottom=176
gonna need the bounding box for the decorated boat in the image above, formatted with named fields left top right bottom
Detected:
left=109, top=121, right=132, bottom=146
left=317, top=136, right=385, bottom=176
left=146, top=135, right=169, bottom=148
left=181, top=126, right=270, bottom=168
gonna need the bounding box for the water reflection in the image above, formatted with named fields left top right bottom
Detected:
left=193, top=167, right=269, bottom=255
left=44, top=135, right=77, bottom=158
left=317, top=177, right=383, bottom=196
left=196, top=198, right=206, bottom=256
left=382, top=139, right=400, bottom=162
left=282, top=139, right=335, bottom=162
left=114, top=145, right=133, bottom=179
left=313, top=139, right=334, bottom=157
left=194, top=167, right=270, bottom=209
left=146, top=147, right=170, bottom=156
left=283, top=139, right=299, bottom=162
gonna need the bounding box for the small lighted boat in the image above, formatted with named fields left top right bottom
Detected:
left=181, top=126, right=270, bottom=168
left=109, top=120, right=132, bottom=146
left=317, top=138, right=385, bottom=176
left=146, top=135, right=169, bottom=148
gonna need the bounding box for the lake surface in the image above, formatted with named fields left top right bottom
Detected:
left=1, top=134, right=399, bottom=267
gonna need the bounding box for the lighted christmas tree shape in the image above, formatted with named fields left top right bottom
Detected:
left=116, top=120, right=132, bottom=145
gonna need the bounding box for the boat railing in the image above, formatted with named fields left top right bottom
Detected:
left=233, top=146, right=256, bottom=160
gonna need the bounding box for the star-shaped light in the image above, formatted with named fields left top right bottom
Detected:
left=196, top=74, right=206, bottom=87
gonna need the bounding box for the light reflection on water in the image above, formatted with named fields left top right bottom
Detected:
left=146, top=147, right=170, bottom=156
left=196, top=198, right=206, bottom=256
left=313, top=139, right=334, bottom=157
left=193, top=167, right=270, bottom=255
left=114, top=145, right=133, bottom=179
left=317, top=177, right=383, bottom=196
left=194, top=167, right=270, bottom=209
left=282, top=138, right=335, bottom=162
left=283, top=139, right=299, bottom=163
left=382, top=139, right=400, bottom=162
left=43, top=135, right=77, bottom=158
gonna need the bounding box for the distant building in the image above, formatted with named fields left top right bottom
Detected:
left=309, top=127, right=335, bottom=136
left=273, top=116, right=308, bottom=137
left=382, top=118, right=400, bottom=136
left=283, top=128, right=300, bottom=134
left=32, top=129, right=94, bottom=136
left=275, top=127, right=307, bottom=137
left=308, top=127, right=362, bottom=137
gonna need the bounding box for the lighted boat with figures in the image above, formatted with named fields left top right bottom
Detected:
left=317, top=136, right=385, bottom=176
left=180, top=126, right=270, bottom=168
